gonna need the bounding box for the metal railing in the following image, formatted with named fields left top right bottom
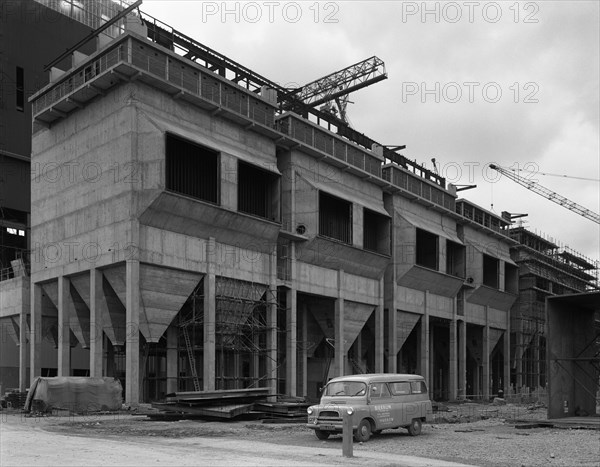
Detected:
left=382, top=165, right=456, bottom=212
left=32, top=36, right=277, bottom=129
left=276, top=114, right=382, bottom=178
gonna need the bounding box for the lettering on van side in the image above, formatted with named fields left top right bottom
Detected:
left=374, top=405, right=392, bottom=411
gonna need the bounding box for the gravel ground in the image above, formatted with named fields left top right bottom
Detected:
left=18, top=402, right=600, bottom=466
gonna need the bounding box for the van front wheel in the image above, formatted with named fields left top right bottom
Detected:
left=354, top=419, right=372, bottom=442
left=407, top=418, right=422, bottom=436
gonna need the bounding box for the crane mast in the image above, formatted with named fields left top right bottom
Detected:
left=489, top=164, right=600, bottom=224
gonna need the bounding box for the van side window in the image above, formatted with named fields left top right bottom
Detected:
left=410, top=381, right=427, bottom=394
left=370, top=383, right=391, bottom=398
left=390, top=382, right=411, bottom=395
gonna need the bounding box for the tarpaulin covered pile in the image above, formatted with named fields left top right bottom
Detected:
left=24, top=377, right=122, bottom=413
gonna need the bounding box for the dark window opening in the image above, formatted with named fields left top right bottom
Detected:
left=319, top=192, right=352, bottom=244
left=238, top=161, right=279, bottom=221
left=416, top=228, right=438, bottom=270
left=483, top=254, right=500, bottom=288
left=505, top=264, right=519, bottom=293
left=166, top=134, right=218, bottom=203
left=446, top=240, right=465, bottom=278
left=363, top=209, right=390, bottom=254
left=16, top=67, right=24, bottom=111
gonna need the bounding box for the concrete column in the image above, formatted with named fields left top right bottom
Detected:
left=449, top=317, right=458, bottom=400
left=267, top=245, right=278, bottom=396
left=300, top=303, right=308, bottom=396
left=166, top=326, right=178, bottom=394
left=57, top=276, right=71, bottom=377
left=89, top=269, right=103, bottom=377
left=504, top=315, right=511, bottom=395
left=125, top=260, right=140, bottom=405
left=204, top=237, right=216, bottom=391
left=335, top=270, right=345, bottom=377
left=19, top=284, right=29, bottom=391
left=458, top=320, right=466, bottom=399
left=285, top=287, right=297, bottom=396
left=374, top=277, right=384, bottom=372
left=533, top=334, right=540, bottom=389
left=387, top=305, right=397, bottom=373
left=516, top=317, right=524, bottom=390
left=420, top=292, right=430, bottom=386
left=483, top=322, right=490, bottom=399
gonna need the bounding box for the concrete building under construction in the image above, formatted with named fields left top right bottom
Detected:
left=509, top=227, right=598, bottom=393
left=0, top=0, right=598, bottom=405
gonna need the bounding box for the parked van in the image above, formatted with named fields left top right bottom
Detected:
left=306, top=373, right=432, bottom=442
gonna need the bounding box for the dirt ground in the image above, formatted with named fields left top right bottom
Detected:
left=2, top=402, right=599, bottom=466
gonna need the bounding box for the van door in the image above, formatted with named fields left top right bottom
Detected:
left=410, top=380, right=431, bottom=419
left=388, top=381, right=412, bottom=425
left=368, top=382, right=395, bottom=429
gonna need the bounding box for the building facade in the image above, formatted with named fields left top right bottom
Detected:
left=1, top=2, right=596, bottom=404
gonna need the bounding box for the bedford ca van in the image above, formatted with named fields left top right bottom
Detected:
left=306, top=373, right=432, bottom=442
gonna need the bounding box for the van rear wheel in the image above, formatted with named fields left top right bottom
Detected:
left=354, top=419, right=372, bottom=442
left=315, top=430, right=330, bottom=440
left=407, top=418, right=422, bottom=436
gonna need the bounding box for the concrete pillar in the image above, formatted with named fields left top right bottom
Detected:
left=300, top=302, right=308, bottom=396
left=267, top=245, right=278, bottom=396
left=516, top=318, right=524, bottom=390
left=286, top=287, right=297, bottom=395
left=125, top=260, right=140, bottom=405
left=387, top=306, right=397, bottom=373
left=204, top=237, right=216, bottom=391
left=166, top=326, right=178, bottom=394
left=449, top=317, right=458, bottom=400
left=374, top=277, right=384, bottom=372
left=335, top=270, right=345, bottom=377
left=533, top=334, right=540, bottom=389
left=19, top=285, right=29, bottom=391
left=504, top=315, right=511, bottom=395
left=483, top=321, right=490, bottom=399
left=458, top=320, right=466, bottom=399
left=57, top=276, right=71, bottom=377
left=89, top=269, right=103, bottom=377
left=420, top=293, right=430, bottom=386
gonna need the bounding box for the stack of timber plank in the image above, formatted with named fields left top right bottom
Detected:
left=150, top=389, right=310, bottom=422
left=151, top=388, right=270, bottom=420
left=254, top=397, right=310, bottom=423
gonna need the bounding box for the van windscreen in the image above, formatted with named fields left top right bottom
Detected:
left=324, top=381, right=367, bottom=396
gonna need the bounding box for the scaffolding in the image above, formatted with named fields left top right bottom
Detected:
left=510, top=227, right=598, bottom=393
left=176, top=277, right=282, bottom=392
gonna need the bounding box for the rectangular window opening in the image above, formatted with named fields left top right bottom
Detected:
left=416, top=228, right=438, bottom=270
left=446, top=240, right=465, bottom=278
left=363, top=209, right=390, bottom=255
left=505, top=263, right=519, bottom=293
left=483, top=254, right=500, bottom=288
left=237, top=161, right=280, bottom=221
left=319, top=192, right=352, bottom=244
left=16, top=66, right=24, bottom=111
left=166, top=134, right=219, bottom=204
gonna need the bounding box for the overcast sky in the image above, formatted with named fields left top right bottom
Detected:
left=139, top=0, right=599, bottom=262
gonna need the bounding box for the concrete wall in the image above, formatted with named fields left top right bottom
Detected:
left=547, top=293, right=599, bottom=418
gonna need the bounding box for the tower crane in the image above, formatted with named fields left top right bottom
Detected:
left=489, top=164, right=600, bottom=224
left=282, top=56, right=387, bottom=125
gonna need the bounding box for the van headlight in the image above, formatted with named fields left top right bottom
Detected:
left=346, top=407, right=354, bottom=415
left=307, top=407, right=313, bottom=415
